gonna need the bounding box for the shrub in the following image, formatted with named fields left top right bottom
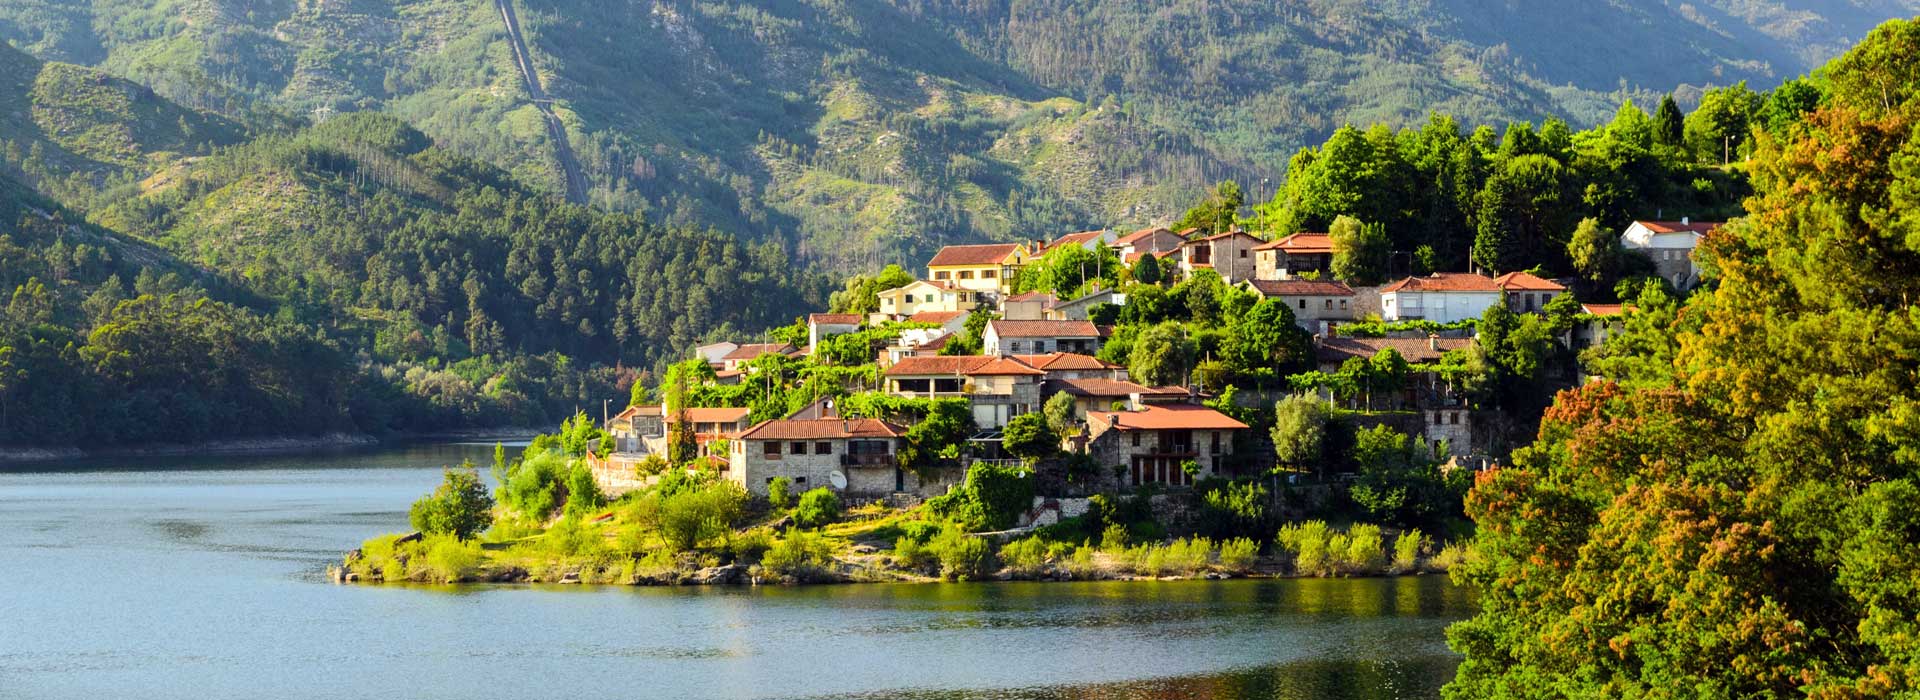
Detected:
left=730, top=528, right=776, bottom=563
left=1277, top=520, right=1333, bottom=576
left=893, top=536, right=933, bottom=570
left=1001, top=412, right=1059, bottom=461
left=929, top=528, right=994, bottom=581
left=1065, top=546, right=1099, bottom=579
left=767, top=476, right=793, bottom=509
left=1100, top=522, right=1130, bottom=551
left=762, top=530, right=835, bottom=579
left=1429, top=542, right=1467, bottom=571
left=409, top=464, right=495, bottom=539
left=1199, top=480, right=1269, bottom=538
left=1218, top=537, right=1259, bottom=572
left=500, top=450, right=568, bottom=520
left=541, top=515, right=604, bottom=557
left=926, top=462, right=1035, bottom=532
left=421, top=534, right=483, bottom=583
left=793, top=488, right=842, bottom=529
left=658, top=481, right=747, bottom=551
left=1000, top=536, right=1050, bottom=577
left=1343, top=524, right=1386, bottom=573
left=1164, top=537, right=1213, bottom=575
left=563, top=462, right=606, bottom=517
left=1393, top=529, right=1427, bottom=573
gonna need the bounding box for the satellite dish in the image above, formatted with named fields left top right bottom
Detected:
left=829, top=471, right=848, bottom=489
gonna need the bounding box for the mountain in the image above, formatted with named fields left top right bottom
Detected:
left=4, top=0, right=1911, bottom=271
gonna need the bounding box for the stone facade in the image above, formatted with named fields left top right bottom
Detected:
left=729, top=433, right=912, bottom=497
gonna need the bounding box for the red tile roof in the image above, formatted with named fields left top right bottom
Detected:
left=1491, top=271, right=1567, bottom=292
left=883, top=355, right=1043, bottom=377
left=610, top=405, right=663, bottom=422
left=1123, top=251, right=1177, bottom=264
left=1581, top=303, right=1627, bottom=316
left=671, top=407, right=753, bottom=424
left=738, top=418, right=906, bottom=440
left=908, top=310, right=966, bottom=325
left=968, top=357, right=1048, bottom=376
left=1042, top=230, right=1108, bottom=252
left=928, top=243, right=1025, bottom=267
left=1380, top=272, right=1502, bottom=293
left=1254, top=232, right=1333, bottom=253
left=808, top=313, right=862, bottom=325
left=1114, top=227, right=1173, bottom=246
left=1244, top=279, right=1355, bottom=297
left=988, top=319, right=1101, bottom=338
left=1051, top=378, right=1155, bottom=397
left=722, top=342, right=798, bottom=360
left=1316, top=336, right=1473, bottom=365
left=1013, top=352, right=1121, bottom=371
left=1005, top=291, right=1058, bottom=303
left=1194, top=229, right=1259, bottom=242
left=1635, top=220, right=1722, bottom=234
left=1087, top=404, right=1249, bottom=431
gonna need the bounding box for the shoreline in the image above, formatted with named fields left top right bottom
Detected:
left=0, top=428, right=546, bottom=465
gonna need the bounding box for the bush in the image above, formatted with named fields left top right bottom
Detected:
left=1065, top=546, right=1099, bottom=579
left=1343, top=524, right=1386, bottom=573
left=1393, top=529, right=1427, bottom=573
left=762, top=530, right=835, bottom=579
left=730, top=528, right=776, bottom=563
left=1429, top=542, right=1467, bottom=571
left=1099, top=522, right=1130, bottom=551
left=927, top=463, right=1035, bottom=532
left=540, top=515, right=604, bottom=557
left=893, top=536, right=933, bottom=570
left=929, top=527, right=994, bottom=581
left=1000, top=412, right=1059, bottom=461
left=1218, top=537, right=1259, bottom=572
left=767, top=476, right=793, bottom=509
left=1277, top=520, right=1333, bottom=576
left=793, top=488, right=842, bottom=528
left=409, top=464, right=495, bottom=539
left=1000, top=536, right=1050, bottom=577
left=421, top=534, right=483, bottom=583
left=1164, top=537, right=1213, bottom=575
left=658, top=481, right=747, bottom=551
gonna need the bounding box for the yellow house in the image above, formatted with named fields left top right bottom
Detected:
left=926, top=243, right=1030, bottom=296
left=876, top=280, right=980, bottom=318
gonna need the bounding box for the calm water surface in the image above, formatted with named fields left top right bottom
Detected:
left=0, top=443, right=1472, bottom=699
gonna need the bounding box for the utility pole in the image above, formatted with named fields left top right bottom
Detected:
left=602, top=398, right=612, bottom=430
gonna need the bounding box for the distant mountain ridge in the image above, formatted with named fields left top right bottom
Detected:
left=1, top=0, right=1914, bottom=271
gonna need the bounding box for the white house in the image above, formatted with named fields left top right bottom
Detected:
left=876, top=280, right=979, bottom=318
left=1491, top=272, right=1569, bottom=314
left=1621, top=219, right=1720, bottom=289
left=1379, top=273, right=1503, bottom=323
left=807, top=314, right=861, bottom=351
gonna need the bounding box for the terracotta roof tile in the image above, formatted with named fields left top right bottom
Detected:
left=988, top=320, right=1100, bottom=338
left=1042, top=230, right=1108, bottom=252
left=808, top=313, right=863, bottom=325
left=928, top=243, right=1025, bottom=267
left=738, top=418, right=906, bottom=440
left=1014, top=352, right=1121, bottom=371
left=968, top=357, right=1047, bottom=376
left=1581, top=303, right=1627, bottom=316
left=1253, top=232, right=1333, bottom=253
left=884, top=356, right=993, bottom=376
left=1087, top=404, right=1249, bottom=431
left=1050, top=377, right=1155, bottom=397
left=1245, top=279, right=1355, bottom=297
left=1005, top=291, right=1058, bottom=303
left=1492, top=271, right=1568, bottom=292
left=1114, top=227, right=1173, bottom=245
left=1316, top=336, right=1473, bottom=365
left=1635, top=220, right=1722, bottom=234
left=672, top=407, right=752, bottom=424
left=1379, top=272, right=1502, bottom=293
left=908, top=310, right=966, bottom=324
left=722, top=342, right=798, bottom=360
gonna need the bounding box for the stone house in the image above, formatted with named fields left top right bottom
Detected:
left=1241, top=279, right=1356, bottom=330
left=926, top=243, right=1032, bottom=297
left=604, top=405, right=751, bottom=458
left=1045, top=286, right=1123, bottom=321
left=1572, top=303, right=1627, bottom=352
left=983, top=319, right=1102, bottom=355
left=1177, top=230, right=1261, bottom=283
left=1046, top=378, right=1191, bottom=418
left=1036, top=229, right=1116, bottom=254
left=882, top=355, right=1045, bottom=428
left=1082, top=405, right=1250, bottom=486
left=1012, top=352, right=1127, bottom=381
left=1379, top=273, right=1504, bottom=323
left=605, top=405, right=666, bottom=454
left=1621, top=219, right=1718, bottom=289
left=1492, top=272, right=1569, bottom=314
left=876, top=280, right=979, bottom=318
left=728, top=418, right=912, bottom=496
left=719, top=342, right=800, bottom=372
left=1253, top=232, right=1334, bottom=280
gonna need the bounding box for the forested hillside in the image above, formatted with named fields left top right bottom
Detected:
left=2, top=0, right=1909, bottom=269
left=1446, top=19, right=1920, bottom=697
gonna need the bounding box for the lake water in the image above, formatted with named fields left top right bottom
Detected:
left=0, top=443, right=1472, bottom=699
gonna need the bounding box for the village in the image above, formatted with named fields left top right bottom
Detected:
left=587, top=218, right=1712, bottom=511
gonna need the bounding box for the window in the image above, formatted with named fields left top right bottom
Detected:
left=935, top=271, right=950, bottom=280
left=1239, top=249, right=1248, bottom=258
left=763, top=442, right=780, bottom=458
left=904, top=294, right=915, bottom=303
left=1210, top=431, right=1221, bottom=455
left=1324, top=299, right=1334, bottom=310
left=815, top=442, right=832, bottom=455
left=790, top=441, right=808, bottom=455
left=1298, top=299, right=1307, bottom=310
left=1008, top=341, right=1022, bottom=354
left=1340, top=300, right=1348, bottom=310
left=982, top=269, right=997, bottom=279
left=1130, top=431, right=1141, bottom=447
left=959, top=270, right=975, bottom=280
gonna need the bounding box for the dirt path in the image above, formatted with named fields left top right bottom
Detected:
left=495, top=0, right=589, bottom=204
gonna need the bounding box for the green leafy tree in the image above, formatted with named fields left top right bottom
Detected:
left=1566, top=217, right=1620, bottom=286
left=1175, top=180, right=1244, bottom=234
left=1328, top=215, right=1389, bottom=285
left=1130, top=252, right=1163, bottom=285
left=1128, top=321, right=1195, bottom=387
left=793, top=488, right=841, bottom=529
left=1686, top=80, right=1763, bottom=164
left=1653, top=93, right=1685, bottom=149
left=1043, top=391, right=1078, bottom=438
left=1472, top=154, right=1568, bottom=273
left=1001, top=412, right=1059, bottom=462
left=767, top=476, right=793, bottom=509
left=1271, top=394, right=1333, bottom=473
left=1225, top=297, right=1312, bottom=376
left=408, top=463, right=495, bottom=540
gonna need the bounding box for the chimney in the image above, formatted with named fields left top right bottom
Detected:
left=1428, top=333, right=1439, bottom=351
